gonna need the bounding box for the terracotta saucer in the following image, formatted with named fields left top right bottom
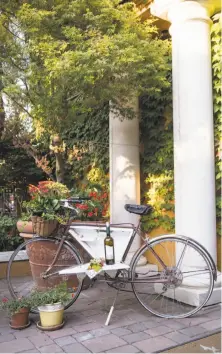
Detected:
left=36, top=320, right=65, bottom=331
left=10, top=321, right=31, bottom=330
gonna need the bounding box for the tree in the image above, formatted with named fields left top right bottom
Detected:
left=0, top=0, right=170, bottom=132
left=0, top=0, right=171, bottom=184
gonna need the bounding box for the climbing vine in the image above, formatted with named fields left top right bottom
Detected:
left=140, top=69, right=174, bottom=233
left=211, top=14, right=222, bottom=236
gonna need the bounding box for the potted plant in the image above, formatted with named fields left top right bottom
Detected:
left=0, top=297, right=31, bottom=329
left=29, top=283, right=70, bottom=330
left=22, top=181, right=70, bottom=237
left=71, top=184, right=109, bottom=224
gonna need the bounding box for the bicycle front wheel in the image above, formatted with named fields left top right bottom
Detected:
left=7, top=237, right=83, bottom=313
left=131, top=235, right=214, bottom=318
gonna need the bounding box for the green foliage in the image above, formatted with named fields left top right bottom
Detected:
left=0, top=297, right=30, bottom=316
left=0, top=138, right=45, bottom=188
left=0, top=215, right=22, bottom=251
left=62, top=104, right=109, bottom=187
left=140, top=70, right=174, bottom=233
left=23, top=181, right=69, bottom=220
left=0, top=0, right=170, bottom=135
left=211, top=14, right=222, bottom=236
left=29, top=283, right=71, bottom=307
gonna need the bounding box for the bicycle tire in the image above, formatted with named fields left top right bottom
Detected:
left=7, top=237, right=84, bottom=314
left=130, top=235, right=214, bottom=319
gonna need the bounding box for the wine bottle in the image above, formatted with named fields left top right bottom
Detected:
left=104, top=222, right=115, bottom=265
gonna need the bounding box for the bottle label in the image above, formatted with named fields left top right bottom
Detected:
left=105, top=245, right=114, bottom=260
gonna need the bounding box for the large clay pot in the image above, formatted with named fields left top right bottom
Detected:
left=17, top=220, right=33, bottom=234
left=10, top=308, right=30, bottom=329
left=26, top=240, right=80, bottom=291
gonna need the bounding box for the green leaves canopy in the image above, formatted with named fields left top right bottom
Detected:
left=0, top=0, right=170, bottom=133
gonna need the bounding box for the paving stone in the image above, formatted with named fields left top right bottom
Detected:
left=107, top=344, right=141, bottom=353
left=163, top=320, right=187, bottom=330
left=121, top=331, right=150, bottom=344
left=47, top=327, right=77, bottom=339
left=0, top=338, right=35, bottom=353
left=74, top=331, right=94, bottom=342
left=134, top=335, right=177, bottom=353
left=39, top=344, right=64, bottom=353
left=0, top=334, right=15, bottom=343
left=22, top=350, right=40, bottom=353
left=72, top=321, right=102, bottom=333
left=105, top=317, right=138, bottom=329
left=111, top=327, right=132, bottom=336
left=200, top=319, right=221, bottom=331
left=141, top=319, right=161, bottom=329
left=63, top=342, right=91, bottom=353
left=90, top=328, right=110, bottom=337
left=145, top=325, right=172, bottom=337
left=15, top=328, right=43, bottom=338
left=179, top=325, right=208, bottom=337
left=28, top=334, right=54, bottom=348
left=54, top=335, right=77, bottom=347
left=127, top=312, right=151, bottom=322
left=0, top=326, right=18, bottom=335
left=165, top=331, right=191, bottom=344
left=127, top=322, right=148, bottom=333
left=83, top=333, right=127, bottom=352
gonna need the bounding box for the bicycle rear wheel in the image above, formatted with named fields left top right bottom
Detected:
left=7, top=237, right=83, bottom=313
left=131, top=235, right=214, bottom=318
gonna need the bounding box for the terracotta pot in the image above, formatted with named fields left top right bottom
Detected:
left=10, top=307, right=29, bottom=328
left=31, top=217, right=58, bottom=237
left=17, top=220, right=33, bottom=234
left=27, top=239, right=80, bottom=291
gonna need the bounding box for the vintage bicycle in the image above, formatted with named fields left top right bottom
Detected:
left=7, top=197, right=217, bottom=322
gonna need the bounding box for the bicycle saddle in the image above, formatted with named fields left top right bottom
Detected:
left=124, top=204, right=153, bottom=215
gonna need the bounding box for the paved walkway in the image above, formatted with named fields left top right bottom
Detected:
left=0, top=278, right=221, bottom=353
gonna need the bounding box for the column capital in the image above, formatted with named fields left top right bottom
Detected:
left=150, top=0, right=221, bottom=25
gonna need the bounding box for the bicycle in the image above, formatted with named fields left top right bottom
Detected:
left=7, top=197, right=217, bottom=321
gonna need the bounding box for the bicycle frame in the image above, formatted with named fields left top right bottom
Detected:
left=43, top=219, right=169, bottom=285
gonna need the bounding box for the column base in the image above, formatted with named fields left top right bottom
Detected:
left=155, top=272, right=221, bottom=307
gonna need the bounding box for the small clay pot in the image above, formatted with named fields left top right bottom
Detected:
left=10, top=307, right=30, bottom=329
left=17, top=220, right=33, bottom=234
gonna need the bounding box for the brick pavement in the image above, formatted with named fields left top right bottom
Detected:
left=0, top=279, right=221, bottom=353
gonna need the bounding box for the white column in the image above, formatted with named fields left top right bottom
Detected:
left=109, top=99, right=146, bottom=264
left=151, top=0, right=221, bottom=305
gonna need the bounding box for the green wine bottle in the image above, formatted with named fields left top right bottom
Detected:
left=104, top=222, right=115, bottom=265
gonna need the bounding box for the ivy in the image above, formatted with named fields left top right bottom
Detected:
left=211, top=14, right=222, bottom=236
left=140, top=69, right=174, bottom=233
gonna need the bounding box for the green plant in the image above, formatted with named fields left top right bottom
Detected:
left=0, top=215, right=22, bottom=251
left=23, top=181, right=69, bottom=221
left=29, top=283, right=71, bottom=307
left=71, top=184, right=109, bottom=221
left=211, top=13, right=221, bottom=236
left=0, top=297, right=30, bottom=316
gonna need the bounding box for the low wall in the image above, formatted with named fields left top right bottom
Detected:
left=0, top=251, right=31, bottom=279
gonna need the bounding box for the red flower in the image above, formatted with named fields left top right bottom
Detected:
left=102, top=210, right=106, bottom=216
left=102, top=192, right=108, bottom=199
left=88, top=212, right=93, bottom=217
left=2, top=298, right=8, bottom=303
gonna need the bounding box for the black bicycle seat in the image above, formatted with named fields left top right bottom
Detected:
left=124, top=204, right=153, bottom=215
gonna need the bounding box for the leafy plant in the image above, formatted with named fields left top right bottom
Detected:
left=22, top=181, right=69, bottom=220
left=0, top=216, right=22, bottom=251
left=29, top=283, right=71, bottom=307
left=211, top=13, right=221, bottom=236
left=0, top=297, right=30, bottom=316
left=71, top=184, right=109, bottom=221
